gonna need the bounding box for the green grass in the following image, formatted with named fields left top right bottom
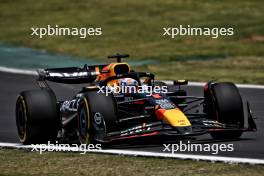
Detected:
left=137, top=56, right=264, bottom=83
left=0, top=0, right=264, bottom=83
left=0, top=149, right=264, bottom=176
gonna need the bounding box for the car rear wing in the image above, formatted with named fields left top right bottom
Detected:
left=37, top=64, right=107, bottom=84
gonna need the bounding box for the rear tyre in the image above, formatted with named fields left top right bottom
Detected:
left=77, top=91, right=117, bottom=144
left=204, top=82, right=244, bottom=139
left=15, top=90, right=59, bottom=144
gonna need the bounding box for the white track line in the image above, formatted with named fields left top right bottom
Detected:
left=163, top=80, right=264, bottom=89
left=1, top=66, right=264, bottom=89
left=0, top=66, right=37, bottom=75
left=0, top=142, right=263, bottom=165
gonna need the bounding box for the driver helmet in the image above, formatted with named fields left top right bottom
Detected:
left=118, top=78, right=138, bottom=94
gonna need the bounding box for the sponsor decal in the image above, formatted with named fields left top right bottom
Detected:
left=49, top=72, right=89, bottom=77
left=155, top=99, right=175, bottom=109
left=120, top=123, right=152, bottom=136
left=94, top=112, right=103, bottom=125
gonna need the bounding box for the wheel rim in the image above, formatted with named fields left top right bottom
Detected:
left=78, top=98, right=91, bottom=144
left=16, top=97, right=27, bottom=142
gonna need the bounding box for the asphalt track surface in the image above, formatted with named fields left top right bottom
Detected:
left=0, top=72, right=263, bottom=159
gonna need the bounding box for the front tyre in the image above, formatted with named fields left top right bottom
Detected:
left=78, top=96, right=94, bottom=144
left=77, top=91, right=117, bottom=144
left=204, top=82, right=244, bottom=139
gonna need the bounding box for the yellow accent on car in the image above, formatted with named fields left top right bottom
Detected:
left=109, top=62, right=130, bottom=76
left=95, top=67, right=100, bottom=75
left=163, top=108, right=191, bottom=127
left=82, top=97, right=91, bottom=144
left=20, top=97, right=27, bottom=143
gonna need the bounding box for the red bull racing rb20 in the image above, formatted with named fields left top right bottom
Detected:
left=15, top=54, right=257, bottom=145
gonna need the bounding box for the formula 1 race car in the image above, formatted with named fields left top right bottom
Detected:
left=15, top=54, right=257, bottom=144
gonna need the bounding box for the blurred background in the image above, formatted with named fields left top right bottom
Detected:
left=0, top=0, right=263, bottom=83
